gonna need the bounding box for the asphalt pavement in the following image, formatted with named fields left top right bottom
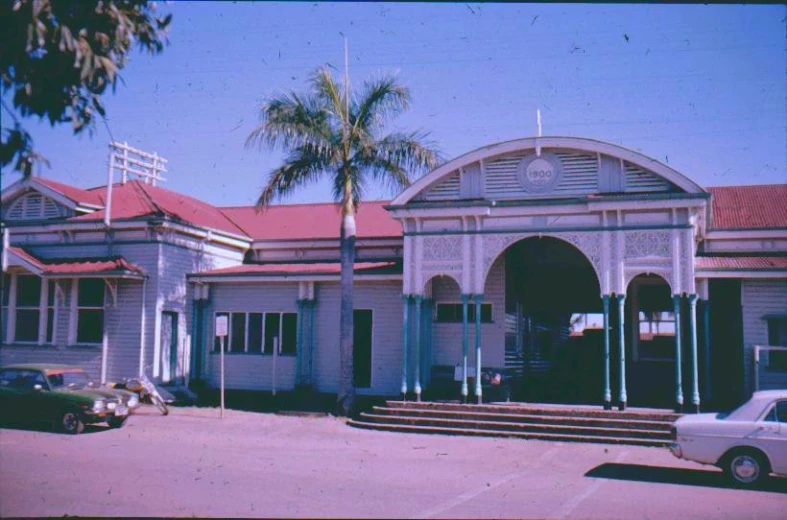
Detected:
left=1, top=405, right=785, bottom=518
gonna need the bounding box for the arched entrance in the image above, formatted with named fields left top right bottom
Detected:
left=502, top=236, right=602, bottom=404
left=625, top=274, right=679, bottom=408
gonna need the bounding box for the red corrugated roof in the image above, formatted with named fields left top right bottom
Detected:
left=36, top=178, right=104, bottom=206
left=695, top=256, right=787, bottom=270
left=71, top=181, right=248, bottom=237
left=708, top=185, right=787, bottom=230
left=9, top=247, right=146, bottom=275
left=196, top=261, right=400, bottom=277
left=220, top=201, right=401, bottom=241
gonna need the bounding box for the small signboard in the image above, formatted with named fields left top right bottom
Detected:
left=215, top=315, right=228, bottom=337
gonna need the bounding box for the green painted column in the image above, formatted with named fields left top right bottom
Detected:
left=190, top=298, right=199, bottom=382
left=673, top=295, right=684, bottom=412
left=461, top=294, right=470, bottom=401
left=295, top=300, right=305, bottom=385
left=401, top=295, right=410, bottom=399
left=617, top=294, right=627, bottom=410
left=414, top=295, right=423, bottom=401
left=688, top=294, right=701, bottom=413
left=474, top=294, right=484, bottom=404
left=702, top=299, right=712, bottom=403
left=602, top=295, right=611, bottom=410
left=308, top=300, right=315, bottom=386
left=423, top=299, right=432, bottom=388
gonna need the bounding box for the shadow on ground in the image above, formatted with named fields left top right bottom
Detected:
left=0, top=420, right=111, bottom=436
left=586, top=463, right=787, bottom=494
left=183, top=385, right=386, bottom=418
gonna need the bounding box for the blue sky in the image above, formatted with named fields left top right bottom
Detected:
left=5, top=2, right=785, bottom=206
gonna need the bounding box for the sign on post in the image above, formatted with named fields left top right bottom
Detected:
left=216, top=315, right=228, bottom=418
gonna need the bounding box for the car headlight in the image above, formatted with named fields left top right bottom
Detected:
left=92, top=400, right=106, bottom=412
left=128, top=395, right=139, bottom=408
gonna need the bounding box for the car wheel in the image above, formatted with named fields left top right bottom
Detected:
left=59, top=408, right=85, bottom=435
left=107, top=416, right=127, bottom=429
left=723, top=449, right=769, bottom=487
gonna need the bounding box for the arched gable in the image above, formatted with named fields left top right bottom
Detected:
left=392, top=137, right=705, bottom=205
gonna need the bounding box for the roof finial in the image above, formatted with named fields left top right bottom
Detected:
left=536, top=108, right=542, bottom=157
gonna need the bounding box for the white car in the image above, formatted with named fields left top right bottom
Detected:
left=669, top=390, right=787, bottom=486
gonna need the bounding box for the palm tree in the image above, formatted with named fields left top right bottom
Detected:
left=246, top=67, right=440, bottom=416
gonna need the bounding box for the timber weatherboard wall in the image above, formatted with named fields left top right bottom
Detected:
left=1, top=234, right=245, bottom=383
left=203, top=282, right=300, bottom=391
left=311, top=281, right=404, bottom=395
left=741, top=280, right=787, bottom=392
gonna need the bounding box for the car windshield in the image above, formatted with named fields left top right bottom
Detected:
left=47, top=371, right=93, bottom=389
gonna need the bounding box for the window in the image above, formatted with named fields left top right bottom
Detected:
left=230, top=313, right=246, bottom=353
left=248, top=313, right=263, bottom=353
left=213, top=311, right=297, bottom=355
left=15, top=275, right=41, bottom=342
left=76, top=279, right=104, bottom=344
left=435, top=303, right=493, bottom=323
left=766, top=317, right=787, bottom=371
left=7, top=275, right=55, bottom=344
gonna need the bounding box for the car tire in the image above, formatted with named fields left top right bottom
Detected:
left=722, top=448, right=769, bottom=487
left=107, top=416, right=127, bottom=428
left=59, top=408, right=85, bottom=435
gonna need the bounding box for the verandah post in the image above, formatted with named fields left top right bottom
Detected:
left=461, top=293, right=470, bottom=402
left=401, top=295, right=410, bottom=399
left=617, top=294, right=627, bottom=411
left=673, top=294, right=684, bottom=412
left=414, top=295, right=423, bottom=401
left=602, top=294, right=611, bottom=410
left=688, top=294, right=701, bottom=413
left=474, top=294, right=483, bottom=404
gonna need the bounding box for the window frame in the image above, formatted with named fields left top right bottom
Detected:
left=212, top=310, right=298, bottom=356
left=2, top=273, right=56, bottom=346
left=72, top=278, right=106, bottom=346
left=434, top=302, right=493, bottom=324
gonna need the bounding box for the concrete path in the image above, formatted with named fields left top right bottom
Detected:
left=1, top=405, right=785, bottom=518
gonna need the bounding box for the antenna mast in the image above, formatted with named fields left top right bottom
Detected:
left=104, top=141, right=168, bottom=227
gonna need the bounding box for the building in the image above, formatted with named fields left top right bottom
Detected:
left=2, top=137, right=786, bottom=410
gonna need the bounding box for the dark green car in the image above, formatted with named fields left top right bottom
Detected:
left=0, top=364, right=140, bottom=434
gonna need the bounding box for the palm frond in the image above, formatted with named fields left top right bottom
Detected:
left=257, top=143, right=333, bottom=208
left=352, top=74, right=410, bottom=135
left=311, top=68, right=347, bottom=126
left=246, top=91, right=333, bottom=153
left=375, top=131, right=442, bottom=175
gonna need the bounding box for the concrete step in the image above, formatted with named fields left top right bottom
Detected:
left=359, top=413, right=672, bottom=440
left=384, top=400, right=681, bottom=422
left=347, top=419, right=671, bottom=447
left=369, top=406, right=673, bottom=432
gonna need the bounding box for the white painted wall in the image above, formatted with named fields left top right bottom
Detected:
left=742, top=279, right=787, bottom=392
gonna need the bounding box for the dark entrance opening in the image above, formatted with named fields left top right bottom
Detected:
left=353, top=309, right=373, bottom=389
left=504, top=237, right=602, bottom=404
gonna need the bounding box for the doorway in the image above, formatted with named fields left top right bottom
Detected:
left=503, top=237, right=602, bottom=403
left=353, top=310, right=373, bottom=388
left=160, top=311, right=179, bottom=384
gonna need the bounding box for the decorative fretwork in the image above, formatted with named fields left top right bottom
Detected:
left=482, top=231, right=603, bottom=284
left=422, top=236, right=463, bottom=262
left=624, top=230, right=671, bottom=259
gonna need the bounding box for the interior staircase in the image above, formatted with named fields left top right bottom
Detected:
left=348, top=401, right=680, bottom=447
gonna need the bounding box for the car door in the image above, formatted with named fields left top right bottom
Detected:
left=755, top=400, right=787, bottom=475
left=0, top=369, right=23, bottom=421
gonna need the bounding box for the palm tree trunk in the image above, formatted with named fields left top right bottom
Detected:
left=337, top=210, right=356, bottom=416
